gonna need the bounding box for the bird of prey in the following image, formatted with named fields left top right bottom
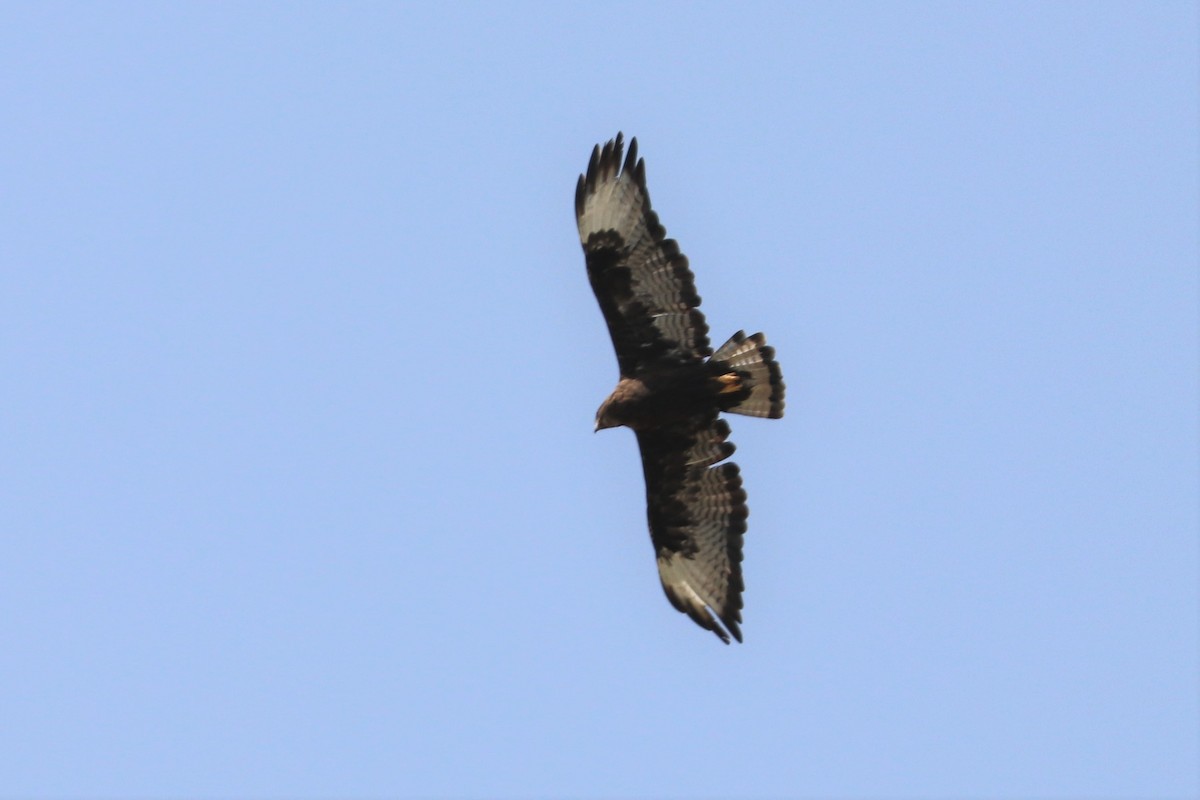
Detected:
left=575, top=133, right=785, bottom=644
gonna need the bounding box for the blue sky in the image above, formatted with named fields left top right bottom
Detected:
left=2, top=2, right=1196, bottom=797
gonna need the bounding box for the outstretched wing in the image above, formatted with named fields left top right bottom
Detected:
left=576, top=133, right=711, bottom=376
left=636, top=416, right=747, bottom=644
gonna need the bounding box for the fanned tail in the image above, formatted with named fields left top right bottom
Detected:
left=711, top=331, right=785, bottom=419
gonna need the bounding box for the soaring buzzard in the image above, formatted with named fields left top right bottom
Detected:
left=576, top=133, right=785, bottom=644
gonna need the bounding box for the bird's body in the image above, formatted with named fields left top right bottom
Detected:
left=596, top=360, right=744, bottom=432
left=576, top=133, right=785, bottom=644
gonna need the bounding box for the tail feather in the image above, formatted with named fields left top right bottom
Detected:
left=712, top=331, right=785, bottom=419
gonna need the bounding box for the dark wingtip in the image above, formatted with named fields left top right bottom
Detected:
left=582, top=142, right=601, bottom=197
left=574, top=174, right=586, bottom=220
left=712, top=611, right=741, bottom=645
left=579, top=133, right=628, bottom=221
left=602, top=134, right=622, bottom=179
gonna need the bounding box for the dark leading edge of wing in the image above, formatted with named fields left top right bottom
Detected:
left=575, top=133, right=711, bottom=375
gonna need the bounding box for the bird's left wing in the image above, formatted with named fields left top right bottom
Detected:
left=636, top=416, right=747, bottom=644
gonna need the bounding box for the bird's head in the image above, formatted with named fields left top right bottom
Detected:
left=594, top=400, right=618, bottom=432
left=595, top=379, right=642, bottom=432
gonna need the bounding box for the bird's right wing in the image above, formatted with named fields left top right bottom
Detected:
left=576, top=133, right=711, bottom=375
